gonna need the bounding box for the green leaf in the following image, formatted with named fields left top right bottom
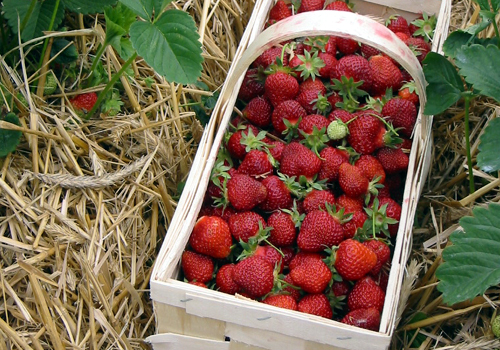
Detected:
left=436, top=203, right=500, bottom=305
left=477, top=118, right=500, bottom=172
left=475, top=0, right=492, bottom=10
left=129, top=9, right=203, bottom=85
left=115, top=38, right=136, bottom=61
left=0, top=113, right=22, bottom=157
left=51, top=39, right=78, bottom=64
left=443, top=31, right=473, bottom=58
left=62, top=0, right=118, bottom=14
left=119, top=0, right=154, bottom=19
left=492, top=0, right=500, bottom=11
left=4, top=0, right=65, bottom=41
left=153, top=0, right=173, bottom=18
left=104, top=3, right=136, bottom=55
left=479, top=10, right=496, bottom=21
left=422, top=52, right=464, bottom=115
left=455, top=44, right=500, bottom=102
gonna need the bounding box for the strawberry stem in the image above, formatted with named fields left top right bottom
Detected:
left=463, top=94, right=475, bottom=194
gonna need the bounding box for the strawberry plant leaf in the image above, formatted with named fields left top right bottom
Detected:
left=4, top=0, right=65, bottom=42
left=492, top=0, right=500, bottom=11
left=442, top=31, right=473, bottom=58
left=62, top=0, right=118, bottom=14
left=0, top=113, right=22, bottom=158
left=436, top=203, right=500, bottom=305
left=475, top=0, right=492, bottom=10
left=119, top=0, right=154, bottom=19
left=477, top=118, right=500, bottom=172
left=104, top=3, right=136, bottom=57
left=454, top=44, right=500, bottom=103
left=422, top=52, right=464, bottom=115
left=154, top=0, right=173, bottom=18
left=129, top=9, right=203, bottom=85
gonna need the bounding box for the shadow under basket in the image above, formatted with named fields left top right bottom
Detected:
left=148, top=1, right=451, bottom=349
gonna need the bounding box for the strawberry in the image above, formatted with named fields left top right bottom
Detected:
left=293, top=50, right=325, bottom=81
left=181, top=251, right=214, bottom=283
left=238, top=68, right=265, bottom=101
left=280, top=142, right=322, bottom=180
left=299, top=78, right=327, bottom=94
left=296, top=89, right=330, bottom=115
left=334, top=239, right=377, bottom=281
left=289, top=251, right=323, bottom=271
left=336, top=37, right=360, bottom=55
left=341, top=307, right=381, bottom=331
left=254, top=47, right=288, bottom=69
left=281, top=246, right=295, bottom=268
left=233, top=256, right=275, bottom=298
left=347, top=112, right=398, bottom=155
left=265, top=69, right=299, bottom=107
left=189, top=216, right=232, bottom=259
left=361, top=44, right=381, bottom=60
left=355, top=155, right=386, bottom=183
left=267, top=210, right=297, bottom=246
left=229, top=211, right=267, bottom=243
left=332, top=280, right=351, bottom=297
left=363, top=240, right=391, bottom=276
left=290, top=257, right=332, bottom=294
left=405, top=37, right=431, bottom=63
left=298, top=294, right=333, bottom=319
left=376, top=147, right=409, bottom=174
left=243, top=96, right=272, bottom=127
left=189, top=281, right=207, bottom=288
left=318, top=146, right=350, bottom=182
left=227, top=173, right=267, bottom=211
left=369, top=55, right=403, bottom=95
left=386, top=15, right=410, bottom=36
left=336, top=194, right=364, bottom=213
left=318, top=52, right=337, bottom=79
left=382, top=97, right=417, bottom=137
left=338, top=163, right=379, bottom=199
left=297, top=208, right=344, bottom=252
left=377, top=197, right=401, bottom=237
left=327, top=93, right=343, bottom=110
left=69, top=92, right=97, bottom=113
left=331, top=55, right=372, bottom=92
left=324, top=1, right=352, bottom=11
left=298, top=0, right=325, bottom=12
left=262, top=294, right=298, bottom=310
left=271, top=100, right=307, bottom=135
left=394, top=32, right=410, bottom=42
left=227, top=125, right=260, bottom=159
left=253, top=245, right=284, bottom=272
left=267, top=139, right=286, bottom=162
left=342, top=210, right=368, bottom=239
left=303, top=190, right=336, bottom=213
left=283, top=273, right=302, bottom=301
left=238, top=150, right=274, bottom=177
left=269, top=0, right=292, bottom=21
left=328, top=109, right=355, bottom=124
left=216, top=264, right=240, bottom=295
left=259, top=175, right=293, bottom=211
left=373, top=269, right=389, bottom=292
left=347, top=276, right=385, bottom=312
left=298, top=114, right=330, bottom=138
left=398, top=84, right=419, bottom=106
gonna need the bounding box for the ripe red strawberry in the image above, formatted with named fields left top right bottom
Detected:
left=386, top=15, right=410, bottom=36
left=373, top=269, right=389, bottom=292
left=190, top=216, right=232, bottom=259
left=216, top=264, right=240, bottom=294
left=324, top=1, right=352, bottom=11
left=361, top=44, right=380, bottom=60
left=382, top=98, right=417, bottom=137
left=303, top=190, right=335, bottom=213
left=181, top=251, right=214, bottom=283
left=336, top=37, right=360, bottom=55
left=341, top=307, right=381, bottom=331
left=347, top=112, right=390, bottom=154
left=254, top=47, right=288, bottom=69
left=227, top=173, right=267, bottom=211
left=348, top=276, right=385, bottom=312
left=289, top=251, right=323, bottom=271
left=298, top=0, right=325, bottom=12
left=338, top=163, right=374, bottom=199
left=210, top=205, right=237, bottom=222
left=243, top=97, right=272, bottom=127
left=262, top=294, right=298, bottom=310
left=267, top=139, right=286, bottom=162
left=238, top=150, right=273, bottom=177
left=254, top=245, right=284, bottom=272
left=377, top=197, right=401, bottom=237
left=299, top=78, right=327, bottom=94
left=267, top=210, right=297, bottom=246
left=269, top=0, right=292, bottom=21
left=318, top=52, right=337, bottom=78
left=233, top=256, right=275, bottom=298
left=327, top=93, right=343, bottom=110
left=398, top=85, right=419, bottom=105
left=394, top=32, right=410, bottom=42
left=228, top=211, right=267, bottom=243
left=369, top=55, right=403, bottom=95
left=332, top=280, right=351, bottom=297
left=69, top=92, right=97, bottom=113
left=334, top=239, right=377, bottom=281
left=290, top=257, right=332, bottom=293
left=342, top=210, right=368, bottom=239
left=296, top=89, right=324, bottom=115
left=265, top=70, right=299, bottom=107
left=298, top=114, right=330, bottom=137
left=355, top=155, right=386, bottom=183
left=298, top=294, right=333, bottom=319
left=336, top=194, right=363, bottom=213
left=271, top=100, right=307, bottom=135
left=331, top=55, right=372, bottom=91
left=363, top=240, right=391, bottom=275
left=280, top=142, right=322, bottom=180
left=405, top=37, right=431, bottom=63
left=376, top=147, right=409, bottom=174
left=281, top=246, right=295, bottom=267
left=189, top=281, right=207, bottom=288
left=297, top=209, right=344, bottom=252
left=283, top=273, right=302, bottom=301
left=227, top=125, right=260, bottom=159
left=259, top=175, right=293, bottom=211
left=238, top=68, right=265, bottom=101
left=318, top=146, right=350, bottom=182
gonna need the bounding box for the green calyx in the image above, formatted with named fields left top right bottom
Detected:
left=240, top=128, right=271, bottom=152
left=411, top=12, right=437, bottom=41
left=362, top=197, right=399, bottom=238
left=295, top=50, right=325, bottom=81
left=331, top=76, right=369, bottom=113
left=299, top=126, right=329, bottom=158
left=312, top=93, right=332, bottom=116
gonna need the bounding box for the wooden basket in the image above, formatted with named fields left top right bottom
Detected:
left=148, top=1, right=451, bottom=349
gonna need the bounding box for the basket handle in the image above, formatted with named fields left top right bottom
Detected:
left=220, top=10, right=428, bottom=131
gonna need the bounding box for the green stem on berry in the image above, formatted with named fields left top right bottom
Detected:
left=87, top=52, right=138, bottom=118
left=463, top=94, right=475, bottom=194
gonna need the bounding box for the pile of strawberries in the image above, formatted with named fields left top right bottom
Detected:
left=180, top=0, right=434, bottom=332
